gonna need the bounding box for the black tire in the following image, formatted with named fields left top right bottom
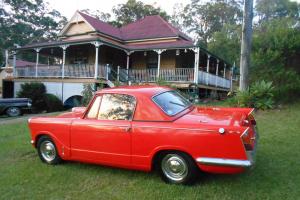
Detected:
left=6, top=107, right=21, bottom=117
left=37, top=136, right=62, bottom=165
left=157, top=151, right=199, bottom=185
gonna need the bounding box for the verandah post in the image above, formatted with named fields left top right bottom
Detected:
left=206, top=54, right=211, bottom=85
left=12, top=51, right=17, bottom=77
left=92, top=41, right=103, bottom=79
left=215, top=59, right=219, bottom=87
left=192, top=47, right=200, bottom=84
left=154, top=49, right=166, bottom=79
left=34, top=48, right=41, bottom=78
left=60, top=45, right=69, bottom=78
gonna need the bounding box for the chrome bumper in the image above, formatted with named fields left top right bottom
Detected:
left=196, top=157, right=252, bottom=167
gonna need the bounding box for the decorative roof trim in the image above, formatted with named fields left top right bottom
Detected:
left=125, top=36, right=178, bottom=43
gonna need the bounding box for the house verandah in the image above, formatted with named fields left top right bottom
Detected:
left=7, top=39, right=232, bottom=103
left=4, top=11, right=233, bottom=105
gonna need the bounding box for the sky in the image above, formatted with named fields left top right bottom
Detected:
left=46, top=0, right=190, bottom=19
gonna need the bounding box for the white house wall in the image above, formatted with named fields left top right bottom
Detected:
left=14, top=81, right=84, bottom=103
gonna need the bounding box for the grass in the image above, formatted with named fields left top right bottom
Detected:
left=1, top=103, right=300, bottom=200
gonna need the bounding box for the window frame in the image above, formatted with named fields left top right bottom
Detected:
left=152, top=90, right=192, bottom=117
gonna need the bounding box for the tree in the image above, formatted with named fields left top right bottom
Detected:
left=80, top=9, right=112, bottom=22
left=178, top=0, right=243, bottom=46
left=112, top=0, right=169, bottom=27
left=0, top=0, right=67, bottom=65
left=256, top=0, right=300, bottom=22
left=208, top=24, right=241, bottom=64
left=239, top=0, right=254, bottom=91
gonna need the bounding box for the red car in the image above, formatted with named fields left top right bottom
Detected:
left=28, top=86, right=258, bottom=184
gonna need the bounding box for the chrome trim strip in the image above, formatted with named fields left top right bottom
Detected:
left=196, top=157, right=252, bottom=167
left=133, top=125, right=216, bottom=132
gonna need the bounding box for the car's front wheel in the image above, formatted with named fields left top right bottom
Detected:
left=158, top=152, right=199, bottom=185
left=6, top=107, right=21, bottom=117
left=37, top=136, right=62, bottom=165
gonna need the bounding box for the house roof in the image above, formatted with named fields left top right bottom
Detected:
left=78, top=11, right=122, bottom=39
left=119, top=15, right=191, bottom=41
left=78, top=11, right=192, bottom=42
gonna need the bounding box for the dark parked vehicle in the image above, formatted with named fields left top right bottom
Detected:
left=0, top=98, right=32, bottom=117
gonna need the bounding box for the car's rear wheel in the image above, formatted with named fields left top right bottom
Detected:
left=6, top=107, right=21, bottom=117
left=158, top=152, right=199, bottom=185
left=37, top=136, right=62, bottom=165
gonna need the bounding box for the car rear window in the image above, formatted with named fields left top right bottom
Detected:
left=152, top=90, right=191, bottom=116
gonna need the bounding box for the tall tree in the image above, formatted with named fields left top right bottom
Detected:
left=256, top=0, right=300, bottom=22
left=179, top=0, right=243, bottom=46
left=80, top=9, right=112, bottom=22
left=239, top=0, right=254, bottom=91
left=112, top=0, right=169, bottom=27
left=0, top=0, right=67, bottom=64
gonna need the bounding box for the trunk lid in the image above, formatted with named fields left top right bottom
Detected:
left=175, top=106, right=252, bottom=127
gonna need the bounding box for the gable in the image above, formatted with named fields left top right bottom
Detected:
left=59, top=11, right=96, bottom=37
left=64, top=22, right=94, bottom=36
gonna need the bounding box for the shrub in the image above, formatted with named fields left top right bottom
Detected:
left=81, top=84, right=94, bottom=106
left=17, top=82, right=47, bottom=112
left=235, top=80, right=275, bottom=110
left=44, top=93, right=64, bottom=112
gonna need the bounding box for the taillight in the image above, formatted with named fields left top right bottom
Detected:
left=248, top=114, right=257, bottom=125
left=242, top=129, right=254, bottom=151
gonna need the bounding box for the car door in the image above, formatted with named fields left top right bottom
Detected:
left=70, top=93, right=136, bottom=167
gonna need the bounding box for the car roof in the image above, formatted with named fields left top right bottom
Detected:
left=96, top=85, right=172, bottom=97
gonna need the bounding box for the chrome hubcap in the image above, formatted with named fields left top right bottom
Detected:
left=40, top=141, right=56, bottom=162
left=8, top=107, right=20, bottom=116
left=161, top=154, right=188, bottom=182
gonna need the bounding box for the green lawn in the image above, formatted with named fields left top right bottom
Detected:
left=0, top=103, right=300, bottom=200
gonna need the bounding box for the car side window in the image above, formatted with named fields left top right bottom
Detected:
left=98, top=94, right=136, bottom=120
left=86, top=96, right=102, bottom=119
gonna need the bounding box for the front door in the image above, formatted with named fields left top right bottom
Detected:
left=70, top=93, right=136, bottom=167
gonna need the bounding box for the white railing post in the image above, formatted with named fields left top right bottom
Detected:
left=92, top=41, right=103, bottom=79
left=154, top=49, right=166, bottom=79
left=34, top=48, right=41, bottom=78
left=60, top=45, right=69, bottom=78
left=206, top=54, right=211, bottom=85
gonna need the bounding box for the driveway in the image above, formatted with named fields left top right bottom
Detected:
left=0, top=112, right=62, bottom=125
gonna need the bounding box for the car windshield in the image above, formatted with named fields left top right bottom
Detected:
left=152, top=90, right=192, bottom=116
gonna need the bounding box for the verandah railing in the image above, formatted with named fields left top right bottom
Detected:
left=14, top=64, right=230, bottom=89
left=198, top=70, right=230, bottom=89
left=128, top=68, right=194, bottom=83
left=15, top=64, right=95, bottom=78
